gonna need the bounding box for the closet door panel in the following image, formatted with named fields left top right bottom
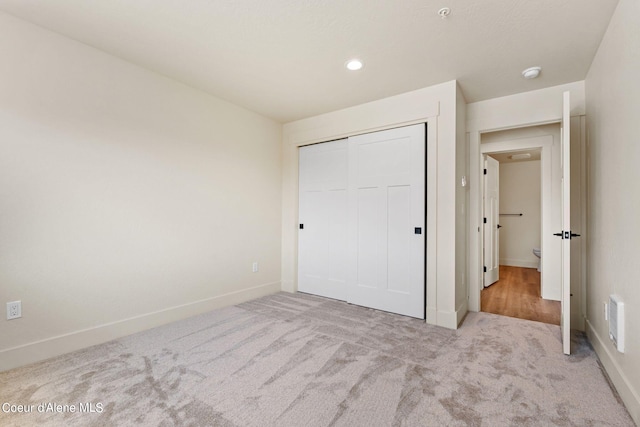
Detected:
left=326, top=189, right=348, bottom=285
left=387, top=185, right=411, bottom=294
left=347, top=124, right=425, bottom=318
left=355, top=187, right=385, bottom=290
left=298, top=140, right=348, bottom=301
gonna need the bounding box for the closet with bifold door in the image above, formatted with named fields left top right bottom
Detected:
left=298, top=124, right=426, bottom=318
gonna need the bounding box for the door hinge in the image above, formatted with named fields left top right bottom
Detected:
left=483, top=217, right=487, bottom=224
left=299, top=224, right=304, bottom=229
left=483, top=168, right=487, bottom=175
left=483, top=266, right=487, bottom=273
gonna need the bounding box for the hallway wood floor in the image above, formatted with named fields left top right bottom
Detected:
left=481, top=265, right=561, bottom=325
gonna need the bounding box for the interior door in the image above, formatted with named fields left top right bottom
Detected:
left=347, top=124, right=425, bottom=318
left=483, top=155, right=500, bottom=287
left=560, top=91, right=572, bottom=355
left=298, top=139, right=349, bottom=301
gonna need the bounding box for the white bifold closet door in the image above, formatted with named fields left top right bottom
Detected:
left=298, top=124, right=425, bottom=319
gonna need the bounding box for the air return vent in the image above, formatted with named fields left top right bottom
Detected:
left=608, top=295, right=625, bottom=353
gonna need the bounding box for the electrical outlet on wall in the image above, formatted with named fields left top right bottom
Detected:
left=7, top=301, right=21, bottom=320
left=252, top=262, right=259, bottom=273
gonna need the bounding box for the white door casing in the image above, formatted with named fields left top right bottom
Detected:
left=483, top=155, right=500, bottom=287
left=560, top=91, right=572, bottom=355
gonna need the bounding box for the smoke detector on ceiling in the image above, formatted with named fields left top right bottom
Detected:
left=438, top=7, right=451, bottom=18
left=522, top=66, right=542, bottom=79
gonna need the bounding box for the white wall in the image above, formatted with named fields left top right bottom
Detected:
left=584, top=0, right=640, bottom=423
left=0, top=12, right=283, bottom=371
left=282, top=80, right=466, bottom=329
left=497, top=160, right=541, bottom=268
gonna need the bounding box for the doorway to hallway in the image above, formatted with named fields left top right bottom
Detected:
left=481, top=265, right=560, bottom=325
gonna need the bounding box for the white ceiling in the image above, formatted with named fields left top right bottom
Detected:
left=0, top=0, right=619, bottom=123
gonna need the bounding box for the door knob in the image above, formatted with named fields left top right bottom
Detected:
left=497, top=224, right=502, bottom=229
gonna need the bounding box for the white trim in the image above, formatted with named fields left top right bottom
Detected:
left=426, top=119, right=438, bottom=324
left=586, top=320, right=640, bottom=425
left=456, top=300, right=468, bottom=327
left=0, top=282, right=281, bottom=372
left=499, top=259, right=538, bottom=269
left=580, top=116, right=588, bottom=331
left=437, top=310, right=458, bottom=330
left=467, top=81, right=586, bottom=133
left=437, top=300, right=468, bottom=329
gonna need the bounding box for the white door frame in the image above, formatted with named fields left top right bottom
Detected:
left=467, top=82, right=585, bottom=317
left=479, top=136, right=554, bottom=305
left=469, top=122, right=560, bottom=312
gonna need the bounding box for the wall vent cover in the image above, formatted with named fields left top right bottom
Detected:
left=608, top=294, right=625, bottom=353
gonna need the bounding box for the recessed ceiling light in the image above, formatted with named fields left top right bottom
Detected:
left=522, top=66, right=542, bottom=79
left=345, top=59, right=363, bottom=71
left=509, top=153, right=532, bottom=160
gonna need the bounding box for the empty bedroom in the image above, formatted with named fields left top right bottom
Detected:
left=1, top=0, right=638, bottom=425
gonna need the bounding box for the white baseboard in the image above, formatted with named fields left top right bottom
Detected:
left=436, top=300, right=468, bottom=330
left=0, top=282, right=281, bottom=372
left=586, top=319, right=640, bottom=425
left=437, top=310, right=457, bottom=329
left=456, top=300, right=468, bottom=327
left=499, top=258, right=538, bottom=269
left=426, top=306, right=437, bottom=325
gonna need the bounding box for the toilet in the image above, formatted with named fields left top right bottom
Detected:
left=533, top=247, right=541, bottom=272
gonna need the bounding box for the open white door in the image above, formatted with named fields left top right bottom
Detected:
left=483, top=155, right=500, bottom=287
left=559, top=91, right=572, bottom=355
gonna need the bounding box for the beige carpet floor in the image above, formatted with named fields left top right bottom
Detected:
left=0, top=292, right=634, bottom=426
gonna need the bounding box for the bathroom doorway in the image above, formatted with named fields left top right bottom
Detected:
left=481, top=266, right=560, bottom=324
left=479, top=124, right=562, bottom=325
